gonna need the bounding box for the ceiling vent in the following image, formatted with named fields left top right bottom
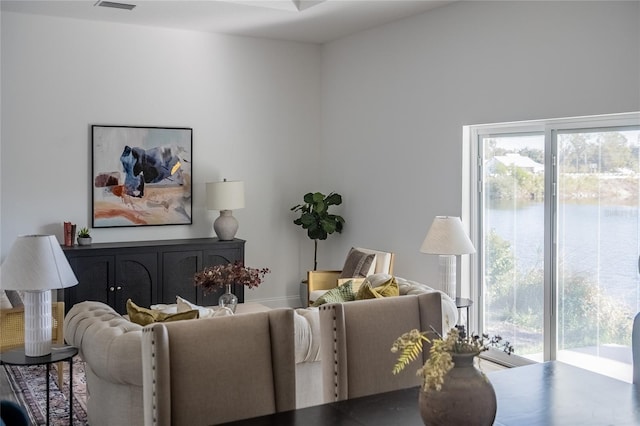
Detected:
left=94, top=1, right=137, bottom=11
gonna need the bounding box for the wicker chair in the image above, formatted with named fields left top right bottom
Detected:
left=0, top=302, right=66, bottom=385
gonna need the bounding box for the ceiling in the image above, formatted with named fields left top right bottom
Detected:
left=0, top=0, right=455, bottom=44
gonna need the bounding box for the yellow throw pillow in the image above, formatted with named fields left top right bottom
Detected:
left=126, top=299, right=199, bottom=326
left=355, top=276, right=399, bottom=300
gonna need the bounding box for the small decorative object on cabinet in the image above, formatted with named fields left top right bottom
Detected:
left=63, top=222, right=76, bottom=247
left=77, top=227, right=92, bottom=246
left=62, top=238, right=245, bottom=314
left=193, top=261, right=269, bottom=313
left=391, top=325, right=513, bottom=426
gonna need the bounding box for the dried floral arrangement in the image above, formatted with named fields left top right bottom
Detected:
left=194, top=261, right=270, bottom=294
left=391, top=325, right=514, bottom=391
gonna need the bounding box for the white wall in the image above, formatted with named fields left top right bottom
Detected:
left=2, top=1, right=639, bottom=305
left=0, top=12, right=321, bottom=306
left=319, top=0, right=640, bottom=293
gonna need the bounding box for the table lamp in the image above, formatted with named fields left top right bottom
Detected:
left=206, top=179, right=245, bottom=240
left=0, top=235, right=78, bottom=356
left=420, top=216, right=475, bottom=300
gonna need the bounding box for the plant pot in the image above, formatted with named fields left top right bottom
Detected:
left=418, top=352, right=496, bottom=426
left=77, top=236, right=92, bottom=246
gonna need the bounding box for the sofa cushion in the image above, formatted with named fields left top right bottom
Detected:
left=126, top=299, right=199, bottom=326
left=339, top=248, right=376, bottom=279
left=312, top=280, right=356, bottom=307
left=293, top=308, right=321, bottom=363
left=176, top=296, right=217, bottom=318
left=356, top=276, right=399, bottom=300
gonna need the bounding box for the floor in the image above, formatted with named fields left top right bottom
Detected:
left=0, top=358, right=508, bottom=409
left=0, top=365, right=18, bottom=403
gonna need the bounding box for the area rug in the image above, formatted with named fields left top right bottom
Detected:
left=4, top=356, right=88, bottom=425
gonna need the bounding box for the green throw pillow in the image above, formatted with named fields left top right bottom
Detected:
left=355, top=276, right=399, bottom=300
left=126, top=299, right=199, bottom=326
left=312, top=280, right=356, bottom=307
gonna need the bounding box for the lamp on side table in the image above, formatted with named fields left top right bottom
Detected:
left=420, top=216, right=475, bottom=302
left=0, top=235, right=78, bottom=357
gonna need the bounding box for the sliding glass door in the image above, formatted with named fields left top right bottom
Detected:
left=555, top=128, right=640, bottom=380
left=474, top=115, right=640, bottom=378
left=480, top=133, right=546, bottom=362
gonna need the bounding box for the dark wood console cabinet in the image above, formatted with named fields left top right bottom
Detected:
left=62, top=238, right=245, bottom=314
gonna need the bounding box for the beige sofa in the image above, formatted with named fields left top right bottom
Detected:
left=319, top=292, right=444, bottom=402
left=63, top=301, right=322, bottom=426
left=141, top=309, right=296, bottom=425
left=63, top=277, right=454, bottom=425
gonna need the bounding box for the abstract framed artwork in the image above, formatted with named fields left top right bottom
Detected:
left=92, top=125, right=193, bottom=228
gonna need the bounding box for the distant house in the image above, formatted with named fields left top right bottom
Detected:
left=487, top=153, right=544, bottom=174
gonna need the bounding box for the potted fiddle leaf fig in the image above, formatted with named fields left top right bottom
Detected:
left=291, top=192, right=345, bottom=270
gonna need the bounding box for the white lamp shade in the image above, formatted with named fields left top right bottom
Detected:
left=1, top=234, right=78, bottom=291
left=206, top=180, right=245, bottom=211
left=420, top=216, right=476, bottom=255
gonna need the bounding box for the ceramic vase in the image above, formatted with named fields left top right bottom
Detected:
left=418, top=352, right=496, bottom=426
left=218, top=284, right=238, bottom=313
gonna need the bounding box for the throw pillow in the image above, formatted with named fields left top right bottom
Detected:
left=126, top=299, right=199, bottom=326
left=339, top=248, right=376, bottom=279
left=312, top=280, right=356, bottom=307
left=355, top=276, right=400, bottom=300
left=213, top=307, right=235, bottom=317
left=176, top=296, right=216, bottom=318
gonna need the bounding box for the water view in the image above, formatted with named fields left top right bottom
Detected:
left=488, top=201, right=640, bottom=313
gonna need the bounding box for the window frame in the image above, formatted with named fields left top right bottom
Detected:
left=463, top=112, right=640, bottom=367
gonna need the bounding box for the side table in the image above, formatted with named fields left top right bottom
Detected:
left=455, top=297, right=473, bottom=333
left=0, top=346, right=78, bottom=426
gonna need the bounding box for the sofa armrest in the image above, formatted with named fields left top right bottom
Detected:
left=64, top=301, right=144, bottom=386
left=142, top=323, right=171, bottom=426
left=397, top=277, right=459, bottom=329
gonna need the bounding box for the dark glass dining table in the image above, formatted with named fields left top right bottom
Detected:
left=221, top=361, right=640, bottom=425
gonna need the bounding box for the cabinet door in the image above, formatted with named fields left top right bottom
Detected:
left=65, top=255, right=114, bottom=310
left=161, top=251, right=202, bottom=305
left=113, top=253, right=158, bottom=314
left=199, top=248, right=245, bottom=306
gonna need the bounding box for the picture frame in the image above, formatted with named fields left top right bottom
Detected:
left=91, top=125, right=193, bottom=228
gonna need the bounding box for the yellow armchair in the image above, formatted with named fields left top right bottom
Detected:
left=0, top=302, right=66, bottom=385
left=305, top=248, right=395, bottom=306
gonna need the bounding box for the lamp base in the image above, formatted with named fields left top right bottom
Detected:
left=438, top=255, right=457, bottom=300
left=23, top=290, right=52, bottom=357
left=214, top=210, right=239, bottom=241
